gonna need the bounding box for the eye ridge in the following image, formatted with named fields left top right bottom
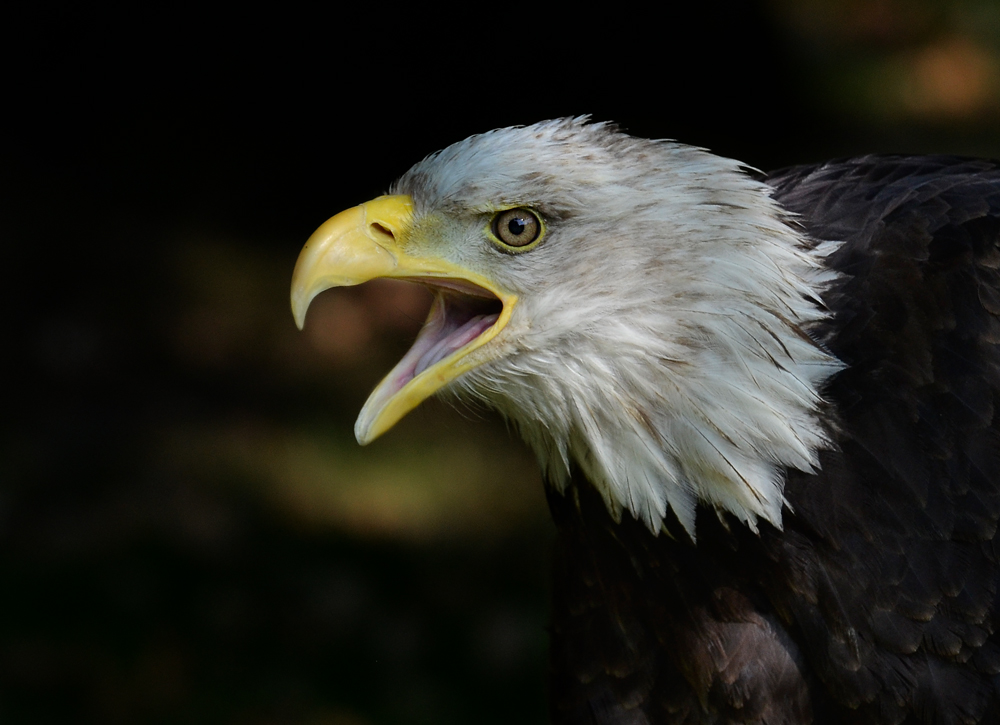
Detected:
left=491, top=208, right=542, bottom=250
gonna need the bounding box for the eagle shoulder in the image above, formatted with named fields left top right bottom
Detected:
left=549, top=156, right=1000, bottom=724
left=766, top=155, right=1000, bottom=724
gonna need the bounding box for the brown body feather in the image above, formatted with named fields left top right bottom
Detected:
left=548, top=156, right=1000, bottom=724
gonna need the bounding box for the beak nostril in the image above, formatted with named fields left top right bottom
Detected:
left=371, top=222, right=394, bottom=240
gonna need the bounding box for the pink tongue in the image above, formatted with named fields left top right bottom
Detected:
left=414, top=312, right=500, bottom=377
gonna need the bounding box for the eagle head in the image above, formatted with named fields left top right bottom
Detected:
left=291, top=118, right=843, bottom=537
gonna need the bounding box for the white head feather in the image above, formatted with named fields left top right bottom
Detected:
left=391, top=118, right=843, bottom=538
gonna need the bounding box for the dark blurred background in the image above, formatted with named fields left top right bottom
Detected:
left=5, top=1, right=1000, bottom=723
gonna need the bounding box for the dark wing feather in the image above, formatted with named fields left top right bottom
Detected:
left=764, top=156, right=1000, bottom=724
left=548, top=484, right=815, bottom=725
left=548, top=157, right=1000, bottom=724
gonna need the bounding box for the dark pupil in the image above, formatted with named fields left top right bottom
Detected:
left=507, top=217, right=527, bottom=236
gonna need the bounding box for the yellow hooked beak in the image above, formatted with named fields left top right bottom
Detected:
left=291, top=195, right=517, bottom=444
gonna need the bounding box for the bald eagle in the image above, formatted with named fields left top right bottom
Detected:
left=291, top=119, right=1000, bottom=725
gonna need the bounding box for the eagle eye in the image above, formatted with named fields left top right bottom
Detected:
left=491, top=208, right=542, bottom=251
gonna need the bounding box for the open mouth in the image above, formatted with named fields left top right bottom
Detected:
left=289, top=194, right=517, bottom=444
left=383, top=278, right=504, bottom=396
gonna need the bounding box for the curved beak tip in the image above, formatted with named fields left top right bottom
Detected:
left=291, top=291, right=311, bottom=330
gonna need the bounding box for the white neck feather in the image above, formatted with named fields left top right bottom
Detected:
left=449, top=144, right=843, bottom=538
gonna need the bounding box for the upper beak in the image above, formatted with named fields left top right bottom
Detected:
left=291, top=194, right=516, bottom=443
left=291, top=195, right=417, bottom=330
